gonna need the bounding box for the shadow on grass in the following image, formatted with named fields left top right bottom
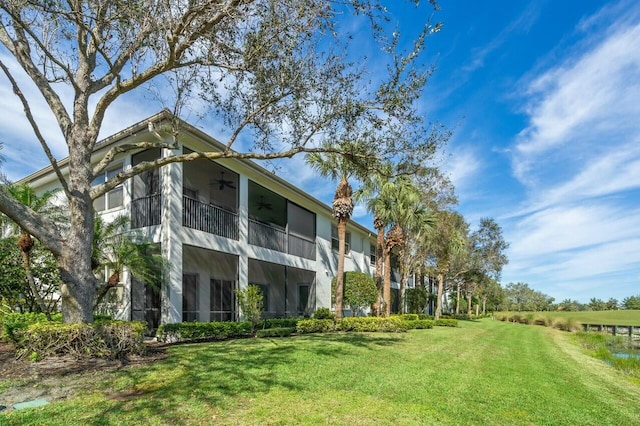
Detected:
left=53, top=333, right=406, bottom=425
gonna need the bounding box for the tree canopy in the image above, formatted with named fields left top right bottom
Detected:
left=0, top=0, right=446, bottom=323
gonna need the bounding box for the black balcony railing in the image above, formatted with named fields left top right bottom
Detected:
left=183, top=196, right=239, bottom=240
left=249, top=219, right=316, bottom=260
left=249, top=219, right=286, bottom=252
left=131, top=194, right=161, bottom=228
left=288, top=232, right=316, bottom=260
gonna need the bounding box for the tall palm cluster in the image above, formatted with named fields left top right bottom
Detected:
left=314, top=157, right=509, bottom=319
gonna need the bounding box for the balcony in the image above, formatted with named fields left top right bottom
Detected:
left=131, top=194, right=161, bottom=228
left=249, top=219, right=316, bottom=260
left=183, top=196, right=239, bottom=240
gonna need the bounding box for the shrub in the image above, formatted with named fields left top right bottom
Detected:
left=256, top=327, right=296, bottom=338
left=261, top=318, right=300, bottom=329
left=404, top=320, right=434, bottom=330
left=332, top=272, right=377, bottom=316
left=296, top=319, right=335, bottom=333
left=398, top=314, right=419, bottom=321
left=95, top=321, right=146, bottom=358
left=236, top=285, right=264, bottom=332
left=336, top=317, right=408, bottom=333
left=313, top=307, right=334, bottom=320
left=434, top=319, right=458, bottom=327
left=418, top=314, right=434, bottom=320
left=554, top=317, right=582, bottom=332
left=1, top=312, right=62, bottom=343
left=14, top=320, right=146, bottom=360
left=157, top=321, right=252, bottom=342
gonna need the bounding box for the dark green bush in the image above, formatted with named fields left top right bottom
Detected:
left=297, top=319, right=335, bottom=333
left=313, top=307, right=334, bottom=320
left=403, top=320, right=434, bottom=330
left=261, top=318, right=300, bottom=329
left=337, top=317, right=408, bottom=333
left=14, top=320, right=146, bottom=360
left=256, top=327, right=296, bottom=338
left=157, top=321, right=252, bottom=342
left=434, top=319, right=459, bottom=327
left=406, top=286, right=429, bottom=314
left=332, top=272, right=378, bottom=316
left=418, top=314, right=434, bottom=320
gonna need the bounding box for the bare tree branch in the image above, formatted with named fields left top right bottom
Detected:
left=0, top=60, right=70, bottom=197
left=92, top=140, right=176, bottom=176
left=0, top=19, right=72, bottom=137
left=90, top=145, right=378, bottom=199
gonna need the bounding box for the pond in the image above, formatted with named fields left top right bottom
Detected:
left=611, top=352, right=640, bottom=359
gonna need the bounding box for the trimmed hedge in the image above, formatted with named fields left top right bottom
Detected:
left=297, top=319, right=335, bottom=334
left=157, top=321, right=252, bottom=342
left=256, top=327, right=296, bottom=338
left=1, top=312, right=62, bottom=343
left=434, top=319, right=459, bottom=327
left=396, top=314, right=419, bottom=321
left=418, top=314, right=434, bottom=320
left=337, top=317, right=408, bottom=333
left=403, top=320, right=434, bottom=330
left=12, top=320, right=146, bottom=360
left=260, top=318, right=300, bottom=329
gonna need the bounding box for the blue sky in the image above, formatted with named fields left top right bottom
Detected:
left=1, top=1, right=639, bottom=303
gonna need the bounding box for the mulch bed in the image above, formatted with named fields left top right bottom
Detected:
left=0, top=341, right=169, bottom=381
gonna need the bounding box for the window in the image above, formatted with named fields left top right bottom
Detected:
left=182, top=274, right=199, bottom=321
left=370, top=244, right=377, bottom=266
left=331, top=224, right=351, bottom=254
left=93, top=165, right=123, bottom=211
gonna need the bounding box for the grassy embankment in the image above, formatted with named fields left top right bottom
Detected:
left=2, top=319, right=640, bottom=425
left=535, top=310, right=640, bottom=326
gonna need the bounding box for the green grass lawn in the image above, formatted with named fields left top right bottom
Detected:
left=2, top=320, right=640, bottom=425
left=530, top=310, right=640, bottom=326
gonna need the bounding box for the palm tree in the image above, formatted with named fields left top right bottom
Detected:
left=307, top=151, right=371, bottom=319
left=365, top=175, right=433, bottom=316
left=92, top=214, right=164, bottom=310
left=425, top=210, right=468, bottom=320
left=2, top=184, right=65, bottom=319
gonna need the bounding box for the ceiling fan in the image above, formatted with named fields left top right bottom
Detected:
left=215, top=172, right=236, bottom=190
left=257, top=196, right=272, bottom=210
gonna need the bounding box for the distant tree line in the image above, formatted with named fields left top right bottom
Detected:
left=499, top=282, right=640, bottom=312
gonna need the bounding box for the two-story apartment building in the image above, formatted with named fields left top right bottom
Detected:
left=18, top=110, right=407, bottom=328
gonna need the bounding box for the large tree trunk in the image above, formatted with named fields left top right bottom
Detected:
left=435, top=272, right=444, bottom=320
left=334, top=218, right=347, bottom=319
left=467, top=293, right=472, bottom=315
left=19, top=234, right=51, bottom=320
left=58, top=128, right=100, bottom=324
left=482, top=295, right=487, bottom=315
left=383, top=248, right=392, bottom=317
left=455, top=282, right=460, bottom=315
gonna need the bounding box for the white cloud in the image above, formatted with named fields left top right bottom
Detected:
left=501, top=3, right=640, bottom=302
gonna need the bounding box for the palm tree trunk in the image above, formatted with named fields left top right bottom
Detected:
left=335, top=218, right=347, bottom=319
left=373, top=224, right=384, bottom=316
left=19, top=241, right=52, bottom=320
left=383, top=248, right=392, bottom=317
left=467, top=293, right=472, bottom=315
left=455, top=282, right=460, bottom=315
left=435, top=272, right=444, bottom=320
left=482, top=296, right=487, bottom=315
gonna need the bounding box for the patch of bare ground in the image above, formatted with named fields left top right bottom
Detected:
left=0, top=341, right=168, bottom=409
